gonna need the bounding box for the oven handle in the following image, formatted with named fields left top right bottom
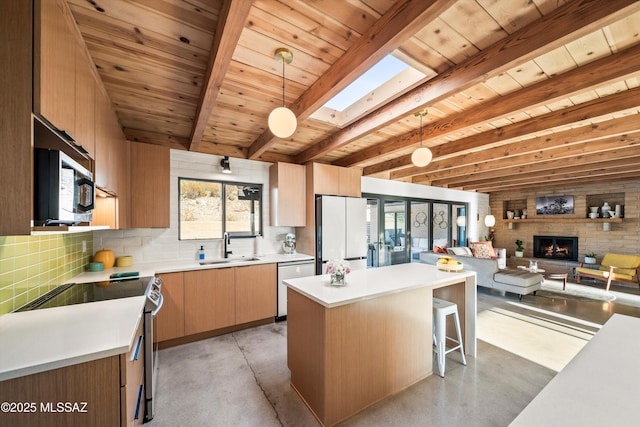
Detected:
left=151, top=293, right=164, bottom=317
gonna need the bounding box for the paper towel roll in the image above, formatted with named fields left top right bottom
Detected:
left=254, top=235, right=264, bottom=256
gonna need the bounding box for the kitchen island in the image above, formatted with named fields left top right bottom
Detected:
left=284, top=263, right=477, bottom=426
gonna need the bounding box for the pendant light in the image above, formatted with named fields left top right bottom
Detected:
left=411, top=109, right=432, bottom=167
left=268, top=48, right=297, bottom=139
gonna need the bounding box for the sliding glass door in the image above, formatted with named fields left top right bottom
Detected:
left=365, top=193, right=468, bottom=267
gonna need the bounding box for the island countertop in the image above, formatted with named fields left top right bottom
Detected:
left=284, top=263, right=475, bottom=308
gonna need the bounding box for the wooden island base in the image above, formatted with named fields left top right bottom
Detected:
left=286, top=264, right=475, bottom=426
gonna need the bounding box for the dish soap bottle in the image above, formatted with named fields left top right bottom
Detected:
left=197, top=246, right=205, bottom=261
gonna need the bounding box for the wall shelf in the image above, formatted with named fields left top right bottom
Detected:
left=502, top=218, right=623, bottom=223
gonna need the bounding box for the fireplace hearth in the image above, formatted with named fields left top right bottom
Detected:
left=533, top=235, right=578, bottom=261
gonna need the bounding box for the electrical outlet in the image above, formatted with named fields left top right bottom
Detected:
left=82, top=240, right=87, bottom=253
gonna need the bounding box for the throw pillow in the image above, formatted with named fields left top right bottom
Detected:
left=447, top=246, right=473, bottom=256
left=433, top=245, right=448, bottom=254
left=470, top=241, right=496, bottom=259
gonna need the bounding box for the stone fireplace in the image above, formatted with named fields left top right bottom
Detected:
left=533, top=235, right=578, bottom=261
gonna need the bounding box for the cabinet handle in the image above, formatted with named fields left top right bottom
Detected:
left=134, top=384, right=144, bottom=420
left=132, top=335, right=143, bottom=362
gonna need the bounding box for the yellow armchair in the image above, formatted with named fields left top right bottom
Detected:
left=576, top=253, right=640, bottom=291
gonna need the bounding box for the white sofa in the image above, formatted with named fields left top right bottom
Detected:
left=420, top=250, right=543, bottom=299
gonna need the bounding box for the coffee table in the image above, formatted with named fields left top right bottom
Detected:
left=547, top=273, right=568, bottom=290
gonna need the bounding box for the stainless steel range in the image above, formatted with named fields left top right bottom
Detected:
left=16, top=275, right=164, bottom=423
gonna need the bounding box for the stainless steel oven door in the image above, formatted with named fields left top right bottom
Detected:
left=144, top=279, right=163, bottom=423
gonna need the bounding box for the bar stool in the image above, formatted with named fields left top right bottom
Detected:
left=432, top=297, right=466, bottom=377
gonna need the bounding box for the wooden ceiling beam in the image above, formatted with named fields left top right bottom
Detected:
left=409, top=128, right=640, bottom=183
left=362, top=43, right=640, bottom=176
left=436, top=145, right=640, bottom=187
left=189, top=0, right=253, bottom=152
left=433, top=146, right=640, bottom=188
left=295, top=0, right=640, bottom=164
left=344, top=85, right=640, bottom=171
left=462, top=169, right=640, bottom=193
left=247, top=0, right=457, bottom=160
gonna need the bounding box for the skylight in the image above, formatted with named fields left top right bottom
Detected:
left=324, top=55, right=410, bottom=112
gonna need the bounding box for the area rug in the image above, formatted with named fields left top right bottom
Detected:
left=477, top=304, right=597, bottom=372
left=540, top=279, right=640, bottom=308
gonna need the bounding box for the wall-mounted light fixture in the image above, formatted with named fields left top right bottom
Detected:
left=220, top=156, right=231, bottom=174
left=456, top=216, right=466, bottom=227
left=484, top=208, right=495, bottom=227
left=411, top=109, right=432, bottom=167
left=268, top=48, right=297, bottom=139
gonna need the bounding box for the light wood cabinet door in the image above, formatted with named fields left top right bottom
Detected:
left=339, top=167, right=362, bottom=197
left=235, top=264, right=277, bottom=324
left=269, top=162, right=306, bottom=226
left=0, top=1, right=32, bottom=235
left=74, top=45, right=96, bottom=158
left=130, top=143, right=170, bottom=228
left=184, top=268, right=235, bottom=335
left=156, top=272, right=185, bottom=342
left=312, top=163, right=341, bottom=195
left=35, top=0, right=76, bottom=135
left=94, top=90, right=115, bottom=191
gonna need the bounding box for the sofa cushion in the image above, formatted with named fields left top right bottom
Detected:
left=469, top=241, right=496, bottom=259
left=447, top=246, right=473, bottom=256
left=575, top=267, right=634, bottom=282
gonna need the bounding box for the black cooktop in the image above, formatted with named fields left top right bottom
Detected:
left=16, top=277, right=153, bottom=312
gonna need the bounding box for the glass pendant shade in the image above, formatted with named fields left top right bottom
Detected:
left=456, top=216, right=466, bottom=227
left=268, top=106, right=297, bottom=138
left=411, top=146, right=432, bottom=167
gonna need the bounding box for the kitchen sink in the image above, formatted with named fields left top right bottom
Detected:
left=199, top=256, right=261, bottom=266
left=199, top=259, right=230, bottom=265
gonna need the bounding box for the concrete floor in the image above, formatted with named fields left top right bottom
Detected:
left=151, top=283, right=640, bottom=427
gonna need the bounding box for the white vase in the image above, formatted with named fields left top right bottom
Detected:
left=515, top=251, right=524, bottom=258
left=589, top=206, right=599, bottom=213
left=601, top=202, right=610, bottom=218
left=584, top=256, right=596, bottom=264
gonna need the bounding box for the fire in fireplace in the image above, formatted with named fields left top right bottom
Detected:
left=533, top=235, right=578, bottom=261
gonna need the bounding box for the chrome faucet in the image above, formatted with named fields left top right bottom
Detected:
left=223, top=232, right=232, bottom=258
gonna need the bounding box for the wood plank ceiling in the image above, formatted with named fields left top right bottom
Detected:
left=68, top=0, right=640, bottom=193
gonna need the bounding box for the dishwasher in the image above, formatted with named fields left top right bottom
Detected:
left=277, top=259, right=315, bottom=321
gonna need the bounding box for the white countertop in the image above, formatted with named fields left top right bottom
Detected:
left=510, top=313, right=640, bottom=426
left=0, top=296, right=146, bottom=381
left=0, top=252, right=313, bottom=382
left=284, top=263, right=475, bottom=308
left=72, top=252, right=314, bottom=283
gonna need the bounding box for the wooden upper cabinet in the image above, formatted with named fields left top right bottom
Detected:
left=0, top=1, right=33, bottom=236
left=310, top=163, right=361, bottom=197
left=339, top=167, right=362, bottom=198
left=235, top=264, right=277, bottom=324
left=269, top=162, right=306, bottom=227
left=34, top=0, right=76, bottom=135
left=312, top=163, right=340, bottom=196
left=74, top=46, right=96, bottom=158
left=130, top=143, right=170, bottom=228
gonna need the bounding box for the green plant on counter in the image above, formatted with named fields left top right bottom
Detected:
left=515, top=239, right=524, bottom=251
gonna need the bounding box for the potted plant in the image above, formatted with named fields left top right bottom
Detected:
left=584, top=252, right=597, bottom=264
left=515, top=239, right=524, bottom=257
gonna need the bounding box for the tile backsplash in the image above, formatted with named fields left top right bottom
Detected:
left=0, top=232, right=93, bottom=315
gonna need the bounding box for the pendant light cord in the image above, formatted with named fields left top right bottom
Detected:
left=281, top=57, right=286, bottom=107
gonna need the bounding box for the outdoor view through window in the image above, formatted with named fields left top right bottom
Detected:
left=179, top=178, right=262, bottom=240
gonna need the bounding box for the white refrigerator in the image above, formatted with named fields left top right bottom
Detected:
left=315, top=195, right=368, bottom=274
